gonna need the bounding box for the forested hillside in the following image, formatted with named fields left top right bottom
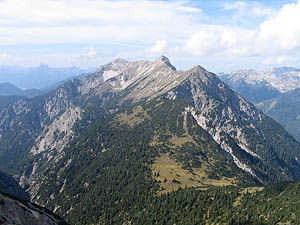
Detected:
left=1, top=57, right=300, bottom=224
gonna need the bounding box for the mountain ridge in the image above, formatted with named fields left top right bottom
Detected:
left=219, top=67, right=300, bottom=143
left=0, top=64, right=94, bottom=90
left=1, top=56, right=300, bottom=184
left=1, top=56, right=300, bottom=224
left=219, top=67, right=300, bottom=103
left=0, top=82, right=43, bottom=98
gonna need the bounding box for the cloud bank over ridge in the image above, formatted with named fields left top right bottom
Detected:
left=0, top=0, right=299, bottom=71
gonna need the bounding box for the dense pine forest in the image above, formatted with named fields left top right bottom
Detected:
left=29, top=98, right=300, bottom=224
left=133, top=180, right=300, bottom=225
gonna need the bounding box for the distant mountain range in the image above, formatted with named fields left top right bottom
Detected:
left=0, top=82, right=43, bottom=111
left=219, top=70, right=281, bottom=104
left=0, top=82, right=43, bottom=97
left=0, top=64, right=94, bottom=90
left=257, top=88, right=300, bottom=142
left=0, top=73, right=92, bottom=111
left=1, top=57, right=300, bottom=224
left=219, top=67, right=300, bottom=95
left=219, top=67, right=300, bottom=143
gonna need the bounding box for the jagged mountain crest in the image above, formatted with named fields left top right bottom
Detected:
left=76, top=55, right=185, bottom=104
left=218, top=69, right=281, bottom=104
left=154, top=55, right=177, bottom=70
left=220, top=66, right=300, bottom=95
left=166, top=67, right=261, bottom=176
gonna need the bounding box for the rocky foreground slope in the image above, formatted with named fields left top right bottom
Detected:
left=0, top=170, right=29, bottom=200
left=0, top=191, right=68, bottom=225
left=0, top=170, right=67, bottom=225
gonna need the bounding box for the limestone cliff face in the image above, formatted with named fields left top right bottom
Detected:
left=176, top=67, right=263, bottom=171
left=0, top=80, right=85, bottom=194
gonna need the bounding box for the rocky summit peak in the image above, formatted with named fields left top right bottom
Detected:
left=192, top=65, right=206, bottom=72
left=154, top=55, right=176, bottom=71
left=157, top=55, right=169, bottom=62
left=189, top=65, right=214, bottom=80
left=111, top=58, right=128, bottom=64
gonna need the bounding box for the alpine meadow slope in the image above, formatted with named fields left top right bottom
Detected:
left=1, top=57, right=300, bottom=224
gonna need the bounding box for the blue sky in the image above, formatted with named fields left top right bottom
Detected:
left=0, top=0, right=299, bottom=72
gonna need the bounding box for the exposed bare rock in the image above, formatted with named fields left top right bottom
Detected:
left=0, top=192, right=68, bottom=225
left=30, top=106, right=83, bottom=156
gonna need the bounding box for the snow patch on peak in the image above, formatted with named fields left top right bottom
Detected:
left=102, top=70, right=120, bottom=82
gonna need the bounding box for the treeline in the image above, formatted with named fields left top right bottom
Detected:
left=135, top=181, right=300, bottom=225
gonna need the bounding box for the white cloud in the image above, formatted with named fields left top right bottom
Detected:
left=0, top=0, right=204, bottom=45
left=251, top=6, right=275, bottom=17
left=149, top=40, right=167, bottom=53
left=257, top=0, right=300, bottom=52
left=224, top=1, right=275, bottom=17
left=224, top=1, right=247, bottom=11
left=0, top=0, right=203, bottom=26
left=263, top=55, right=300, bottom=66
left=1, top=0, right=300, bottom=71
left=185, top=30, right=217, bottom=56
left=0, top=53, right=9, bottom=60
left=83, top=47, right=96, bottom=58
left=0, top=53, right=13, bottom=64
left=223, top=1, right=276, bottom=28
left=182, top=26, right=256, bottom=58
left=170, top=0, right=300, bottom=71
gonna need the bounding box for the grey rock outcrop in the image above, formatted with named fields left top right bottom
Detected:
left=0, top=191, right=68, bottom=225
